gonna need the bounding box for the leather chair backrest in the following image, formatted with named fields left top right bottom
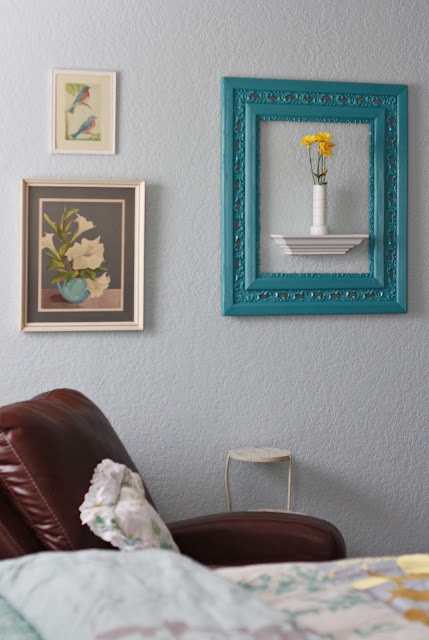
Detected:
left=0, top=388, right=154, bottom=558
left=0, top=484, right=45, bottom=558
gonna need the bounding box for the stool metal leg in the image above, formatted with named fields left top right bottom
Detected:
left=225, top=454, right=232, bottom=511
left=287, top=455, right=292, bottom=511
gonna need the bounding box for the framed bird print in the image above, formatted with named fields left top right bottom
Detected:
left=51, top=69, right=116, bottom=154
left=21, top=179, right=145, bottom=332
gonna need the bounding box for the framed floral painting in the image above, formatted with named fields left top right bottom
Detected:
left=51, top=69, right=116, bottom=154
left=21, top=179, right=145, bottom=331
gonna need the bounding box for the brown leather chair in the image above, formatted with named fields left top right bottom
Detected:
left=0, top=389, right=346, bottom=566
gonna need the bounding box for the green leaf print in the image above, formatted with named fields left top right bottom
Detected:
left=151, top=519, right=161, bottom=536
left=160, top=540, right=173, bottom=550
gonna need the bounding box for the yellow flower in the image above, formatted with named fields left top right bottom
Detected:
left=301, top=131, right=335, bottom=184
left=315, top=131, right=332, bottom=142
left=301, top=134, right=317, bottom=148
left=318, top=141, right=335, bottom=157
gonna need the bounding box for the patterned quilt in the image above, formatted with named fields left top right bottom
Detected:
left=0, top=549, right=428, bottom=639
left=217, top=554, right=429, bottom=639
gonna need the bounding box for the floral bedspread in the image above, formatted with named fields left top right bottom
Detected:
left=216, top=554, right=429, bottom=639
left=0, top=549, right=428, bottom=639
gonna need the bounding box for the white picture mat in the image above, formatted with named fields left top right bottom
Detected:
left=51, top=69, right=116, bottom=154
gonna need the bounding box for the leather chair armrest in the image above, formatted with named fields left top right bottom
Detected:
left=168, top=511, right=346, bottom=567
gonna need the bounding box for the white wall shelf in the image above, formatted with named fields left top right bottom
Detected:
left=270, top=234, right=369, bottom=255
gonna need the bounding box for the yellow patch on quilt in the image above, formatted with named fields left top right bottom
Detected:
left=350, top=558, right=429, bottom=626
left=352, top=575, right=389, bottom=590
left=396, top=554, right=429, bottom=575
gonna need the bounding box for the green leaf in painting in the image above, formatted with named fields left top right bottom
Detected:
left=65, top=270, right=80, bottom=282
left=58, top=242, right=72, bottom=259
left=47, top=259, right=66, bottom=271
left=79, top=268, right=97, bottom=280
left=44, top=250, right=58, bottom=261
left=43, top=213, right=58, bottom=235
left=59, top=208, right=78, bottom=241
left=50, top=271, right=69, bottom=285
left=63, top=220, right=75, bottom=236
left=66, top=83, right=85, bottom=96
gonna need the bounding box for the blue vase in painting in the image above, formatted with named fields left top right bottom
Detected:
left=57, top=278, right=90, bottom=303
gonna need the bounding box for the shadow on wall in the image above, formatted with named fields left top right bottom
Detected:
left=291, top=461, right=408, bottom=558
left=212, top=456, right=408, bottom=558
left=142, top=183, right=163, bottom=334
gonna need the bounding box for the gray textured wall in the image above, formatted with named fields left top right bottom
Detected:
left=1, top=0, right=428, bottom=557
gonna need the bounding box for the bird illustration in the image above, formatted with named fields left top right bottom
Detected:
left=71, top=115, right=97, bottom=139
left=68, top=85, right=90, bottom=114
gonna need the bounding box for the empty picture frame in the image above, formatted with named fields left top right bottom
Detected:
left=51, top=69, right=116, bottom=154
left=21, top=179, right=145, bottom=332
left=221, top=77, right=408, bottom=315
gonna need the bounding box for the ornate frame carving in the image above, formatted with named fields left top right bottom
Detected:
left=221, top=78, right=408, bottom=315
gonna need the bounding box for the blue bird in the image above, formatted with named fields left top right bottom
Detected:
left=71, top=115, right=97, bottom=139
left=68, top=85, right=90, bottom=114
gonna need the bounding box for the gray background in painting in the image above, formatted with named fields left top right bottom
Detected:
left=41, top=201, right=123, bottom=289
left=1, top=0, right=428, bottom=559
left=27, top=185, right=135, bottom=324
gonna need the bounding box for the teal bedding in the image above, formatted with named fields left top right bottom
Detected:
left=0, top=548, right=312, bottom=639
left=0, top=597, right=40, bottom=639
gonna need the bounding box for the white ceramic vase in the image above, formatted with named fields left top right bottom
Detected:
left=311, top=184, right=328, bottom=235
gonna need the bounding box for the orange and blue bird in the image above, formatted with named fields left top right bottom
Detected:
left=71, top=115, right=97, bottom=139
left=68, top=85, right=90, bottom=114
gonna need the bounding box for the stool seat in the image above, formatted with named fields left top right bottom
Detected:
left=228, top=447, right=291, bottom=463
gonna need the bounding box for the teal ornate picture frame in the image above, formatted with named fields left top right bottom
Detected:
left=221, top=78, right=408, bottom=315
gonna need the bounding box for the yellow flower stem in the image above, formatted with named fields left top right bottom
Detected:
left=317, top=152, right=322, bottom=184
left=308, top=146, right=316, bottom=184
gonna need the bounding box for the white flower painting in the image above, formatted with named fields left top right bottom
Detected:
left=40, top=209, right=110, bottom=304
left=22, top=179, right=145, bottom=332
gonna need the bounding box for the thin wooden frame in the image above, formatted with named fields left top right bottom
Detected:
left=221, top=78, right=408, bottom=315
left=21, top=179, right=145, bottom=332
left=51, top=69, right=116, bottom=154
